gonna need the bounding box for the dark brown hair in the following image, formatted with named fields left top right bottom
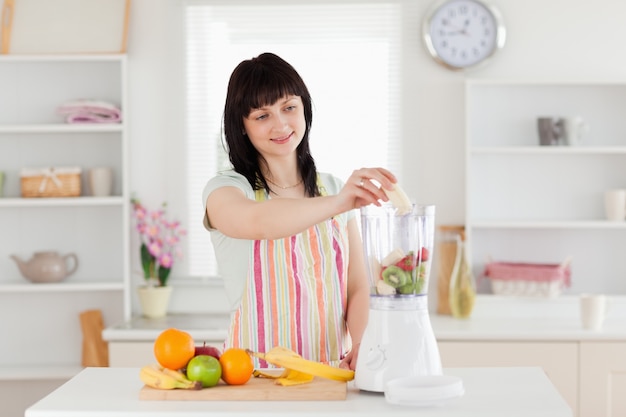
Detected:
left=222, top=52, right=320, bottom=197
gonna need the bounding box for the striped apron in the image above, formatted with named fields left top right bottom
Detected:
left=225, top=177, right=350, bottom=367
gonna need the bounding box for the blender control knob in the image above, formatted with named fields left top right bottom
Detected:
left=365, top=348, right=386, bottom=370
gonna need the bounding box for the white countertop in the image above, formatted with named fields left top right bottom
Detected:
left=25, top=367, right=572, bottom=417
left=103, top=295, right=626, bottom=343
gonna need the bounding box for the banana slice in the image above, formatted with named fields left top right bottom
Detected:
left=381, top=248, right=405, bottom=267
left=376, top=279, right=397, bottom=295
left=384, top=183, right=412, bottom=215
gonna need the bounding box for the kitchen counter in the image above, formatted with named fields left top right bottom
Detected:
left=103, top=295, right=626, bottom=343
left=102, top=312, right=231, bottom=342
left=25, top=366, right=572, bottom=417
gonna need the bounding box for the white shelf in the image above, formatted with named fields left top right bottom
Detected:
left=471, top=146, right=626, bottom=155
left=465, top=80, right=626, bottom=295
left=467, top=78, right=626, bottom=86
left=0, top=124, right=123, bottom=133
left=0, top=196, right=124, bottom=208
left=0, top=281, right=124, bottom=293
left=0, top=365, right=83, bottom=381
left=0, top=54, right=131, bottom=389
left=471, top=220, right=626, bottom=229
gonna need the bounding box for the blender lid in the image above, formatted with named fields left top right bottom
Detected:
left=384, top=375, right=464, bottom=407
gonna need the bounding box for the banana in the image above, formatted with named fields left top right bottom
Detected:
left=249, top=347, right=354, bottom=382
left=161, top=367, right=195, bottom=384
left=139, top=364, right=202, bottom=390
left=384, top=183, right=412, bottom=215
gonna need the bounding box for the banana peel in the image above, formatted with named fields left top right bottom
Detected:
left=275, top=369, right=315, bottom=386
left=253, top=368, right=315, bottom=386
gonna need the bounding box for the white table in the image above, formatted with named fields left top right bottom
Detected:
left=25, top=367, right=572, bottom=417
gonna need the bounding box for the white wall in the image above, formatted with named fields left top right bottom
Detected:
left=126, top=0, right=626, bottom=312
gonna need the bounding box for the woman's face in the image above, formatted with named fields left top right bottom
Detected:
left=243, top=95, right=305, bottom=159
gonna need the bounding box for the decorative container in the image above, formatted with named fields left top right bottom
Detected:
left=20, top=166, right=81, bottom=197
left=484, top=257, right=572, bottom=298
left=436, top=225, right=465, bottom=315
left=449, top=236, right=476, bottom=319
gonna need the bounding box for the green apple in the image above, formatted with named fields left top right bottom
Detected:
left=186, top=354, right=222, bottom=388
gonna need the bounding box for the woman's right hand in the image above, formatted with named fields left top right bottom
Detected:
left=338, top=167, right=397, bottom=211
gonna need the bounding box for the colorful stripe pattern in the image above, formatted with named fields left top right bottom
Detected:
left=225, top=177, right=349, bottom=367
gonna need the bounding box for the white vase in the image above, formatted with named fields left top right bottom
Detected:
left=137, top=286, right=172, bottom=318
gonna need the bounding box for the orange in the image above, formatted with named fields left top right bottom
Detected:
left=219, top=348, right=254, bottom=385
left=153, top=328, right=195, bottom=370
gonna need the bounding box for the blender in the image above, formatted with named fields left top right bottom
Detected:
left=355, top=203, right=442, bottom=392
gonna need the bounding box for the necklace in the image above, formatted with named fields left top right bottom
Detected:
left=266, top=177, right=303, bottom=190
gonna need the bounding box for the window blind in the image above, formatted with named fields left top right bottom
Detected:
left=184, top=0, right=403, bottom=277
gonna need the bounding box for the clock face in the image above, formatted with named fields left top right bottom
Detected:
left=423, top=0, right=505, bottom=70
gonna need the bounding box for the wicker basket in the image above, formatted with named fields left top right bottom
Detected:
left=484, top=257, right=572, bottom=298
left=21, top=167, right=82, bottom=198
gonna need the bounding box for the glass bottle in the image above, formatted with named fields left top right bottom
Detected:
left=436, top=225, right=465, bottom=315
left=449, top=235, right=476, bottom=319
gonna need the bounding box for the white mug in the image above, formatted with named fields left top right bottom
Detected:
left=89, top=167, right=114, bottom=197
left=580, top=294, right=609, bottom=331
left=562, top=116, right=589, bottom=146
left=604, top=189, right=626, bottom=221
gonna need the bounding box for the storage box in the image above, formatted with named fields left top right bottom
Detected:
left=484, top=258, right=571, bottom=298
left=21, top=167, right=81, bottom=197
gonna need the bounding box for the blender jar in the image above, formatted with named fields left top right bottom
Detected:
left=360, top=203, right=435, bottom=297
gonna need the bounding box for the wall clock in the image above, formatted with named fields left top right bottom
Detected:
left=422, top=0, right=506, bottom=71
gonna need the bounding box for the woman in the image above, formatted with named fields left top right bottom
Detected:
left=202, top=52, right=397, bottom=370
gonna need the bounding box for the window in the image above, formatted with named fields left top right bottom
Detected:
left=185, top=0, right=403, bottom=277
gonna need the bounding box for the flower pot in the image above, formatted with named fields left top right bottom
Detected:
left=137, top=285, right=172, bottom=318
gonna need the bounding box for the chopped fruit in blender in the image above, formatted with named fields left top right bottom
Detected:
left=376, top=279, right=397, bottom=295
left=381, top=248, right=405, bottom=267
left=415, top=277, right=426, bottom=293
left=394, top=251, right=416, bottom=271
left=418, top=247, right=430, bottom=262
left=382, top=265, right=410, bottom=288
left=397, top=282, right=415, bottom=294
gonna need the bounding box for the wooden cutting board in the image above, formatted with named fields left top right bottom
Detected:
left=139, top=372, right=348, bottom=401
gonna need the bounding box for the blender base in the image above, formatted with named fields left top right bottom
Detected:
left=354, top=296, right=442, bottom=393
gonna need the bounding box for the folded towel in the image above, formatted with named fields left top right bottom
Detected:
left=57, top=99, right=122, bottom=124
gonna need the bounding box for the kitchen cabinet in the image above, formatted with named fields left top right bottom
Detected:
left=103, top=313, right=230, bottom=366
left=579, top=341, right=626, bottom=417
left=0, top=55, right=130, bottom=412
left=438, top=341, right=578, bottom=415
left=109, top=340, right=223, bottom=367
left=465, top=80, right=626, bottom=295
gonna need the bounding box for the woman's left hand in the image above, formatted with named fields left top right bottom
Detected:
left=339, top=343, right=360, bottom=371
